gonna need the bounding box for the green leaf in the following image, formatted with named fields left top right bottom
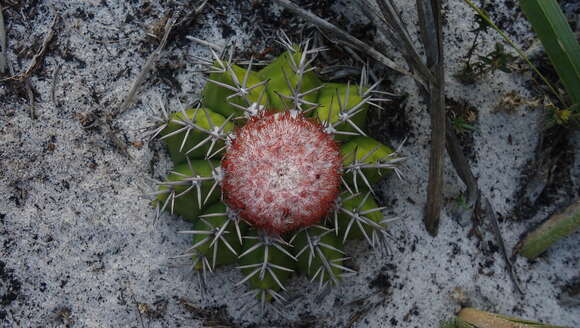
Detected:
left=520, top=0, right=580, bottom=106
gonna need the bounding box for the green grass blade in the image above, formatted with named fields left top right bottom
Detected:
left=463, top=0, right=566, bottom=106
left=520, top=0, right=580, bottom=106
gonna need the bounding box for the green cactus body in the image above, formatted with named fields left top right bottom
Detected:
left=160, top=108, right=234, bottom=165
left=338, top=193, right=384, bottom=241
left=316, top=83, right=368, bottom=140
left=238, top=234, right=295, bottom=295
left=156, top=160, right=221, bottom=221
left=341, top=136, right=395, bottom=189
left=259, top=49, right=322, bottom=110
left=294, top=227, right=345, bottom=284
left=203, top=64, right=269, bottom=117
left=191, top=202, right=247, bottom=270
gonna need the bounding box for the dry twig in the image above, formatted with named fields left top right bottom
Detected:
left=359, top=0, right=446, bottom=235
left=273, top=0, right=412, bottom=77
left=359, top=0, right=434, bottom=85
left=447, top=124, right=522, bottom=293
left=0, top=12, right=59, bottom=118
left=116, top=13, right=177, bottom=116
left=2, top=14, right=59, bottom=82
left=0, top=3, right=7, bottom=74
left=51, top=64, right=61, bottom=107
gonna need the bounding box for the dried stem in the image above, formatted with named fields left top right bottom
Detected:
left=273, top=0, right=412, bottom=77
left=415, top=0, right=446, bottom=236
left=116, top=12, right=177, bottom=116
left=361, top=0, right=434, bottom=85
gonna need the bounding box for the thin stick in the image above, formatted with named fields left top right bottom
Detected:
left=0, top=3, right=7, bottom=73
left=273, top=0, right=412, bottom=77
left=116, top=0, right=208, bottom=117
left=446, top=120, right=478, bottom=203
left=447, top=125, right=523, bottom=294
left=51, top=64, right=61, bottom=108
left=173, top=0, right=209, bottom=39
left=363, top=0, right=434, bottom=85
left=186, top=36, right=222, bottom=51
left=107, top=2, right=208, bottom=157
left=477, top=197, right=524, bottom=294
left=2, top=14, right=59, bottom=82
left=116, top=13, right=177, bottom=116
left=415, top=0, right=446, bottom=236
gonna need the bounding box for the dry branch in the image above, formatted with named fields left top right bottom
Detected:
left=447, top=124, right=522, bottom=293
left=360, top=0, right=434, bottom=85
left=107, top=1, right=208, bottom=158
left=273, top=0, right=412, bottom=77
left=415, top=0, right=446, bottom=236
left=0, top=13, right=59, bottom=118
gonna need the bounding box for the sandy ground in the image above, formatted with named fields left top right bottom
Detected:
left=1, top=0, right=578, bottom=327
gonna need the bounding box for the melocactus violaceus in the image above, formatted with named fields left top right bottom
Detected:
left=147, top=37, right=404, bottom=312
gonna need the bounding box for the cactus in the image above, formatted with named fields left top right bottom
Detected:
left=146, top=36, right=404, bottom=311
